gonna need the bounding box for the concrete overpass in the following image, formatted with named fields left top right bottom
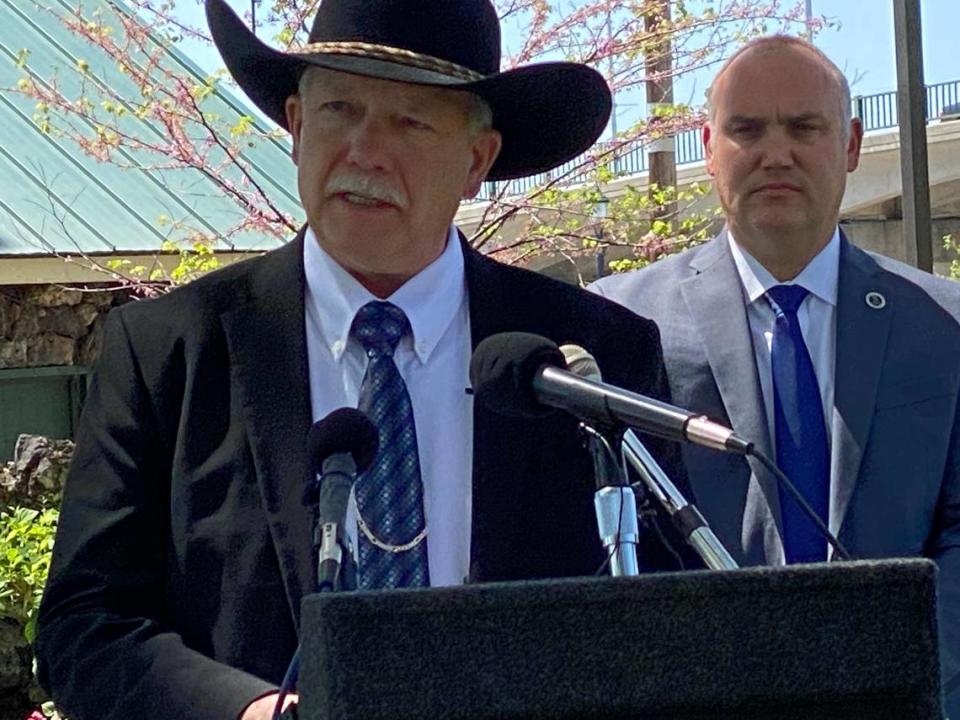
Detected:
left=456, top=80, right=960, bottom=279
left=841, top=120, right=960, bottom=270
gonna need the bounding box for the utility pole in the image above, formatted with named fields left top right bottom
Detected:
left=893, top=0, right=933, bottom=272
left=644, top=0, right=676, bottom=220
left=607, top=14, right=617, bottom=142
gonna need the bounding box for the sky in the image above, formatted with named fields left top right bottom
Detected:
left=170, top=0, right=960, bottom=134
left=810, top=0, right=957, bottom=94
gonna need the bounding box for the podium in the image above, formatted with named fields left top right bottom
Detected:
left=299, top=559, right=943, bottom=719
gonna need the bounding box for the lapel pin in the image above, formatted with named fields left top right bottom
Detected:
left=865, top=291, right=886, bottom=310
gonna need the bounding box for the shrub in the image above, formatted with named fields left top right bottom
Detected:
left=0, top=506, right=58, bottom=643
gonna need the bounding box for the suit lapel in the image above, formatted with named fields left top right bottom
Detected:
left=220, top=233, right=314, bottom=628
left=830, top=238, right=892, bottom=542
left=680, top=235, right=783, bottom=563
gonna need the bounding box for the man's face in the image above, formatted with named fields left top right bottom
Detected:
left=703, top=45, right=863, bottom=268
left=285, top=68, right=501, bottom=289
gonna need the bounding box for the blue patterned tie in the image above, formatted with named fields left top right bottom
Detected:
left=765, top=285, right=830, bottom=564
left=351, top=301, right=430, bottom=588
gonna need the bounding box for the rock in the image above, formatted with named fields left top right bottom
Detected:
left=35, top=304, right=99, bottom=339
left=0, top=339, right=27, bottom=369
left=78, top=313, right=109, bottom=366
left=0, top=617, right=46, bottom=717
left=0, top=435, right=73, bottom=505
left=25, top=335, right=76, bottom=367
left=0, top=618, right=29, bottom=691
left=10, top=309, right=40, bottom=339
left=0, top=299, right=21, bottom=339
left=86, top=289, right=119, bottom=308
left=0, top=690, right=30, bottom=720
left=33, top=287, right=83, bottom=308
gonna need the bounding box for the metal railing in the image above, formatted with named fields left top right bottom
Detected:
left=471, top=78, right=960, bottom=203
left=853, top=79, right=960, bottom=129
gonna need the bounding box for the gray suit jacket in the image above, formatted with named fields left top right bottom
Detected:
left=592, top=230, right=960, bottom=712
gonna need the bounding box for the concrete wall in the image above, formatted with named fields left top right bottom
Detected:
left=842, top=218, right=960, bottom=276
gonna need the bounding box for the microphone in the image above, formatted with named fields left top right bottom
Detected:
left=559, top=343, right=851, bottom=564
left=559, top=344, right=738, bottom=570
left=307, top=408, right=379, bottom=592
left=561, top=344, right=642, bottom=575
left=273, top=408, right=380, bottom=720
left=470, top=332, right=751, bottom=455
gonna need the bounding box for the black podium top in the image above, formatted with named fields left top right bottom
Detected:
left=300, top=559, right=942, bottom=719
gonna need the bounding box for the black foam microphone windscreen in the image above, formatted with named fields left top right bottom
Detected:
left=307, top=407, right=380, bottom=476
left=469, top=332, right=566, bottom=418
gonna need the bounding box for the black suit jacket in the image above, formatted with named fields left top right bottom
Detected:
left=36, top=232, right=689, bottom=720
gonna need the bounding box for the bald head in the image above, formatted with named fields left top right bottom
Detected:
left=707, top=36, right=852, bottom=141
left=701, top=34, right=863, bottom=280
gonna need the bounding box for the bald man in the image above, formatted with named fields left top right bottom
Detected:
left=592, top=36, right=960, bottom=715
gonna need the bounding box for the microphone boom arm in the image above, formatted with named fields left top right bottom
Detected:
left=621, top=430, right=739, bottom=571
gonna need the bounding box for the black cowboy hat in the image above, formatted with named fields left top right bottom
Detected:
left=205, top=0, right=612, bottom=180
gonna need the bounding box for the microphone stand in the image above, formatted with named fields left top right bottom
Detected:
left=582, top=424, right=640, bottom=577
left=273, top=482, right=357, bottom=720
left=316, top=517, right=357, bottom=592
left=621, top=430, right=739, bottom=572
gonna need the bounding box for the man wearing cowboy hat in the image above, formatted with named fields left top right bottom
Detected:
left=35, top=1, right=694, bottom=718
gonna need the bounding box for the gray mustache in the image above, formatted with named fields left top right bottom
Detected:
left=326, top=173, right=406, bottom=208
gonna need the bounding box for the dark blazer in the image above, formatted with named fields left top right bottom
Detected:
left=37, top=232, right=689, bottom=720
left=592, top=231, right=960, bottom=714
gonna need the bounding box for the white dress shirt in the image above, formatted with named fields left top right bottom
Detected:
left=728, top=230, right=840, bottom=451
left=303, top=226, right=473, bottom=586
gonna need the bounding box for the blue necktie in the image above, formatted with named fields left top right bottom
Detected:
left=765, top=285, right=830, bottom=564
left=351, top=301, right=430, bottom=588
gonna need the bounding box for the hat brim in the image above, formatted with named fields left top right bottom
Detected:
left=207, top=0, right=611, bottom=181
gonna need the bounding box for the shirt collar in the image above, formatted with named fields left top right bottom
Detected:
left=728, top=227, right=840, bottom=307
left=303, top=225, right=467, bottom=364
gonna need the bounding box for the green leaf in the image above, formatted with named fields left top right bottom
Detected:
left=23, top=615, right=37, bottom=644
left=230, top=115, right=254, bottom=137
left=0, top=507, right=58, bottom=627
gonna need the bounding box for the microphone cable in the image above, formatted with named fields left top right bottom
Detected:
left=748, top=447, right=852, bottom=561
left=592, top=482, right=688, bottom=575
left=632, top=483, right=687, bottom=571
left=586, top=424, right=688, bottom=575
left=581, top=423, right=627, bottom=577
left=272, top=649, right=300, bottom=720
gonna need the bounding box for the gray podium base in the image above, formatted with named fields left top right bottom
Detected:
left=300, top=559, right=942, bottom=719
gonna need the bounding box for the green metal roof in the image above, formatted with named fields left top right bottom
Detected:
left=0, top=0, right=301, bottom=257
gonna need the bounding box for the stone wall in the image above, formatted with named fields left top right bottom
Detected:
left=0, top=285, right=129, bottom=370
